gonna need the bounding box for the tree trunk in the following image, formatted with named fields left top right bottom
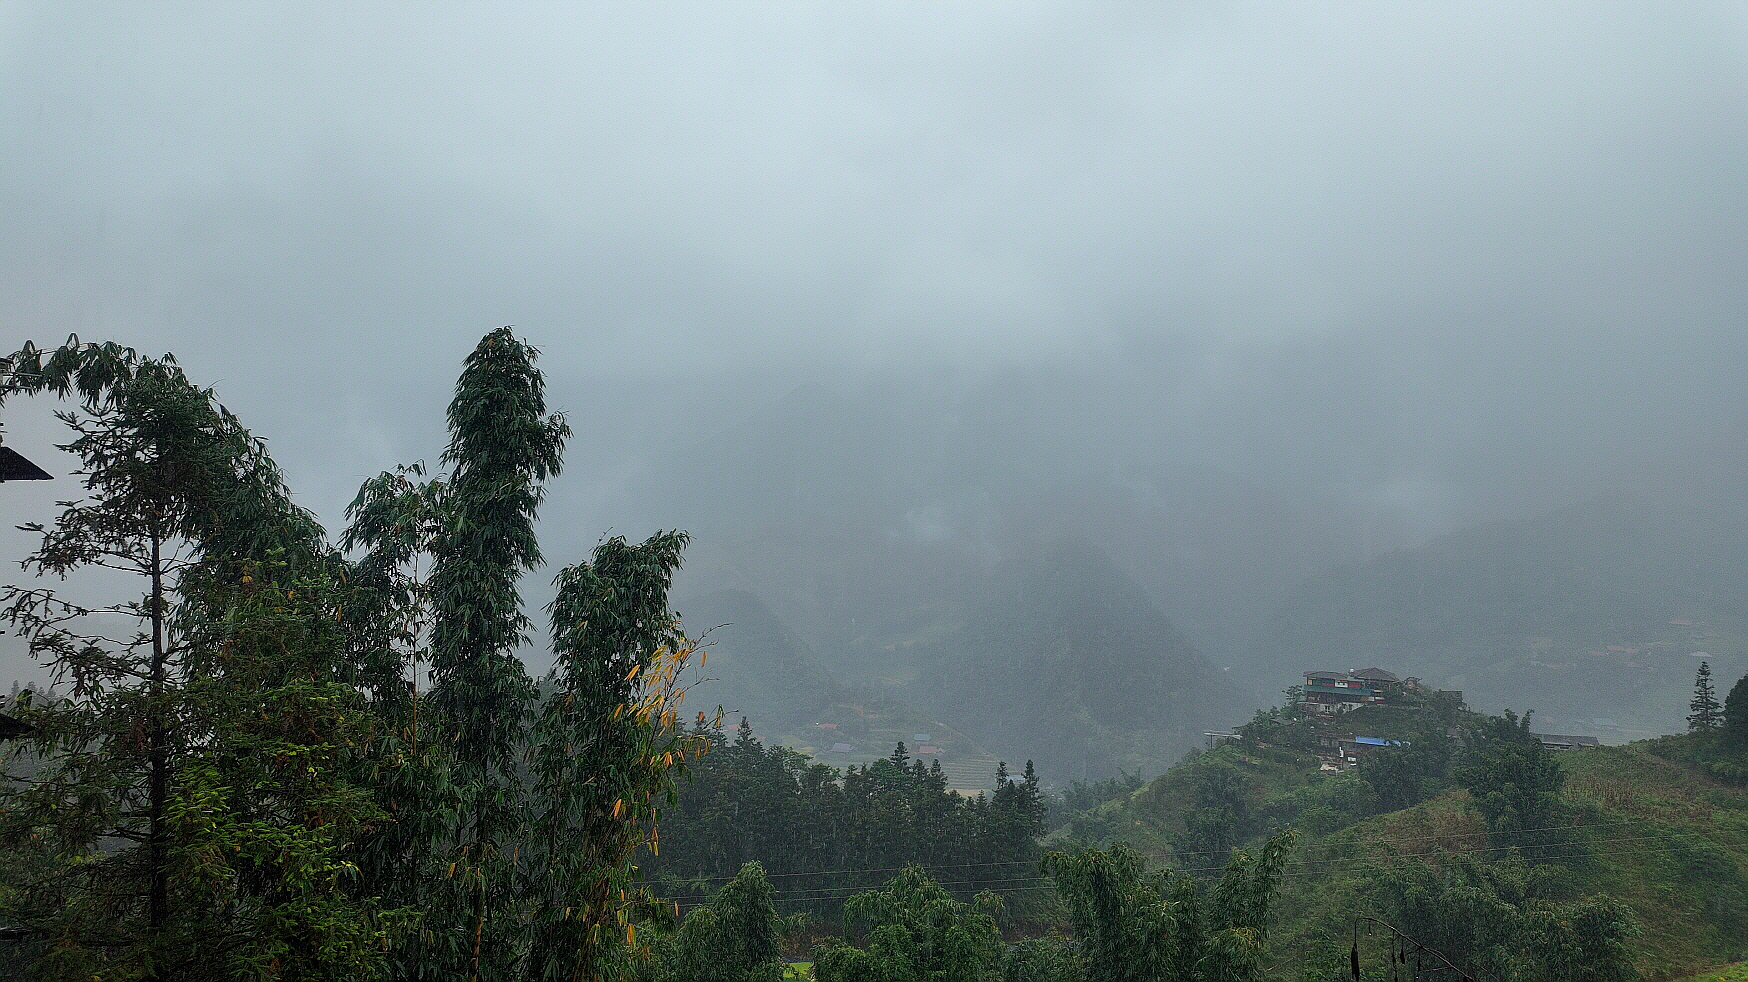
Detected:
left=147, top=529, right=169, bottom=976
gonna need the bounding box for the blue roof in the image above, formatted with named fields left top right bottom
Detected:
left=1353, top=736, right=1406, bottom=747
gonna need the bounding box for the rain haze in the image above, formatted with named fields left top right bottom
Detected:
left=4, top=3, right=1747, bottom=761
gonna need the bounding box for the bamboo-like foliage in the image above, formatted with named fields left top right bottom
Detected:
left=338, top=330, right=709, bottom=982
left=1041, top=828, right=1296, bottom=982
left=644, top=862, right=791, bottom=982
left=528, top=531, right=712, bottom=982
left=428, top=328, right=567, bottom=774
left=2, top=331, right=711, bottom=981
left=421, top=329, right=567, bottom=982
left=342, top=329, right=570, bottom=981
left=811, top=865, right=1004, bottom=982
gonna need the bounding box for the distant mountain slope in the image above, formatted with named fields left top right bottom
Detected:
left=592, top=380, right=1408, bottom=703
left=678, top=588, right=837, bottom=732
left=1247, top=494, right=1748, bottom=738
left=673, top=588, right=1013, bottom=791
left=896, top=539, right=1250, bottom=782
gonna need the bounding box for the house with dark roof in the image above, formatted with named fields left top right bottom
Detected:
left=1348, top=667, right=1402, bottom=689
left=1300, top=670, right=1386, bottom=713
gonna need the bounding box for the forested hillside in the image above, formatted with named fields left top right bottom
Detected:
left=5, top=332, right=1745, bottom=982
left=1051, top=682, right=1748, bottom=981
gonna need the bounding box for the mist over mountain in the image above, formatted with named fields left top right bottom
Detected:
left=676, top=588, right=836, bottom=733
left=4, top=2, right=1747, bottom=783
left=893, top=538, right=1246, bottom=782
left=1249, top=492, right=1748, bottom=740
left=623, top=375, right=1454, bottom=672
left=641, top=380, right=1748, bottom=772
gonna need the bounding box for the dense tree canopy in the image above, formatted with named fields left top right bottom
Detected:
left=651, top=720, right=1047, bottom=922
left=1365, top=854, right=1638, bottom=982
left=1042, top=830, right=1296, bottom=982
left=0, top=340, right=395, bottom=980
left=0, top=333, right=708, bottom=982
left=1454, top=709, right=1566, bottom=858
left=1723, top=672, right=1748, bottom=750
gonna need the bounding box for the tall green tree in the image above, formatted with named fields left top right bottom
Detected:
left=339, top=329, right=571, bottom=981
left=0, top=338, right=393, bottom=980
left=1455, top=710, right=1566, bottom=859
left=1689, top=661, right=1722, bottom=732
left=339, top=463, right=453, bottom=982
left=1723, top=672, right=1748, bottom=750
left=1041, top=829, right=1297, bottom=982
left=423, top=327, right=569, bottom=982
left=812, top=865, right=1004, bottom=982
left=526, top=530, right=711, bottom=982
left=647, top=862, right=791, bottom=982
left=338, top=329, right=709, bottom=982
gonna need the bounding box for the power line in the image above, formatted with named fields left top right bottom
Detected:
left=647, top=823, right=1738, bottom=902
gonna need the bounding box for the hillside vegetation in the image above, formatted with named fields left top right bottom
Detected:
left=679, top=538, right=1247, bottom=782
left=1049, top=688, right=1748, bottom=981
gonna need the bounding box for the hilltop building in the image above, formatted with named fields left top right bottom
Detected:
left=1298, top=667, right=1418, bottom=714
left=1313, top=732, right=1408, bottom=770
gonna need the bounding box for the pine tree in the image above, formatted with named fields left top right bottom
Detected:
left=0, top=338, right=394, bottom=980
left=1688, top=661, right=1722, bottom=732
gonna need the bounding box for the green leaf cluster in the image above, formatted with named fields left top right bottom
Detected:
left=0, top=331, right=710, bottom=982
left=650, top=722, right=1047, bottom=922
left=0, top=337, right=401, bottom=980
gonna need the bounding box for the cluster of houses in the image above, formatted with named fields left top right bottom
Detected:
left=1299, top=666, right=1412, bottom=713
left=1298, top=670, right=1418, bottom=769
left=1291, top=667, right=1595, bottom=770
left=1313, top=733, right=1404, bottom=771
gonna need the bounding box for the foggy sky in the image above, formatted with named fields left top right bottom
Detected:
left=4, top=3, right=1747, bottom=684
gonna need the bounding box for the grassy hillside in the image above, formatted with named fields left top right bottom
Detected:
left=1271, top=741, right=1748, bottom=980
left=1052, top=710, right=1748, bottom=981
